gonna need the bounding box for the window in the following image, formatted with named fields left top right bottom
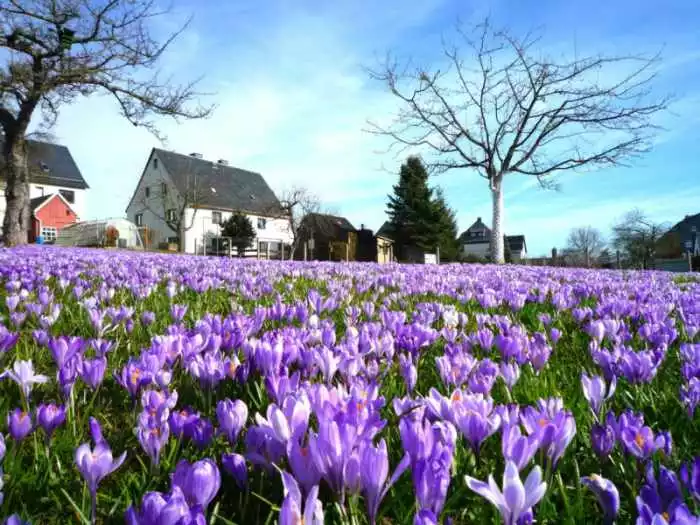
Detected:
left=167, top=236, right=179, bottom=244
left=212, top=211, right=222, bottom=225
left=65, top=209, right=70, bottom=216
left=135, top=214, right=143, bottom=226
left=166, top=209, right=177, bottom=222
left=41, top=226, right=57, bottom=242
left=161, top=182, right=167, bottom=195
left=144, top=186, right=150, bottom=198
left=36, top=186, right=44, bottom=196
left=257, top=217, right=267, bottom=230
left=153, top=158, right=158, bottom=169
left=59, top=189, right=75, bottom=204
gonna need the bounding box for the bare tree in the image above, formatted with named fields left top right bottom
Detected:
left=367, top=20, right=668, bottom=263
left=274, top=186, right=322, bottom=259
left=566, top=226, right=605, bottom=267
left=612, top=208, right=667, bottom=269
left=0, top=0, right=213, bottom=246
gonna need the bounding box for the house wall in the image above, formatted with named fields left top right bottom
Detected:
left=377, top=237, right=394, bottom=263
left=0, top=181, right=85, bottom=235
left=511, top=246, right=528, bottom=263
left=29, top=183, right=86, bottom=219
left=36, top=195, right=77, bottom=229
left=30, top=195, right=77, bottom=242
left=125, top=151, right=179, bottom=248
left=183, top=208, right=293, bottom=255
left=462, top=241, right=490, bottom=258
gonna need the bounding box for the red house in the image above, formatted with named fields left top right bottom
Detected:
left=29, top=193, right=78, bottom=243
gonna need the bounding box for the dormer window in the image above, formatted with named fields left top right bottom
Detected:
left=39, top=162, right=49, bottom=172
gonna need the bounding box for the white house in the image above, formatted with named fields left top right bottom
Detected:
left=125, top=149, right=293, bottom=255
left=0, top=139, right=89, bottom=236
left=458, top=217, right=528, bottom=262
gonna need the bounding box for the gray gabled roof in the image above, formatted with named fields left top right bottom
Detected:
left=0, top=138, right=89, bottom=190
left=376, top=221, right=394, bottom=240
left=154, top=149, right=283, bottom=215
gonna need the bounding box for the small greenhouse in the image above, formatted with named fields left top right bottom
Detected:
left=55, top=218, right=144, bottom=249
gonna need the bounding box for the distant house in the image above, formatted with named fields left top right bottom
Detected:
left=458, top=217, right=528, bottom=262
left=299, top=213, right=357, bottom=261
left=458, top=217, right=492, bottom=259
left=28, top=193, right=78, bottom=243
left=0, top=139, right=89, bottom=236
left=375, top=221, right=395, bottom=263
left=125, top=149, right=292, bottom=255
left=657, top=213, right=700, bottom=258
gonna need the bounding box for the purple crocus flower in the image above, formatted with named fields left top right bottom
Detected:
left=636, top=463, right=697, bottom=525
left=0, top=327, right=20, bottom=354
left=141, top=311, right=156, bottom=326
left=184, top=416, right=214, bottom=449
left=137, top=420, right=170, bottom=466
left=116, top=359, right=153, bottom=399
left=171, top=458, right=221, bottom=509
left=222, top=453, right=248, bottom=489
left=581, top=475, right=620, bottom=525
left=399, top=354, right=418, bottom=393
left=80, top=357, right=107, bottom=390
left=36, top=403, right=66, bottom=440
left=279, top=471, right=324, bottom=525
left=465, top=461, right=547, bottom=525
left=125, top=491, right=167, bottom=524
left=580, top=373, right=616, bottom=418
left=7, top=409, right=33, bottom=441
left=502, top=424, right=539, bottom=471
left=414, top=510, right=438, bottom=525
left=75, top=417, right=126, bottom=523
left=500, top=362, right=521, bottom=392
left=620, top=426, right=663, bottom=460
left=216, top=399, right=248, bottom=444
left=170, top=304, right=188, bottom=323
left=454, top=394, right=501, bottom=455
left=681, top=457, right=700, bottom=503
left=590, top=423, right=616, bottom=459
left=360, top=439, right=411, bottom=524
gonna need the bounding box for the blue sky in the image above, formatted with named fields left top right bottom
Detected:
left=46, top=0, right=700, bottom=256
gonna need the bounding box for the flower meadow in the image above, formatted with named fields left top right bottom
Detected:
left=0, top=248, right=699, bottom=524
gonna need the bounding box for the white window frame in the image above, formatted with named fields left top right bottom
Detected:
left=135, top=213, right=143, bottom=226
left=212, top=211, right=222, bottom=225
left=257, top=217, right=267, bottom=230
left=166, top=209, right=177, bottom=222
left=144, top=186, right=150, bottom=198
left=41, top=226, right=57, bottom=241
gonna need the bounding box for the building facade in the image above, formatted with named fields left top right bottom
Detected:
left=125, top=149, right=292, bottom=255
left=0, top=140, right=89, bottom=238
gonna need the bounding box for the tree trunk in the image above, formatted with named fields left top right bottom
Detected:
left=490, top=179, right=505, bottom=264
left=2, top=137, right=30, bottom=246
left=179, top=221, right=186, bottom=253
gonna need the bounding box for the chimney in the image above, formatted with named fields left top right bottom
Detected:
left=361, top=223, right=365, bottom=230
left=217, top=159, right=229, bottom=166
left=189, top=152, right=203, bottom=159
left=477, top=217, right=481, bottom=221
